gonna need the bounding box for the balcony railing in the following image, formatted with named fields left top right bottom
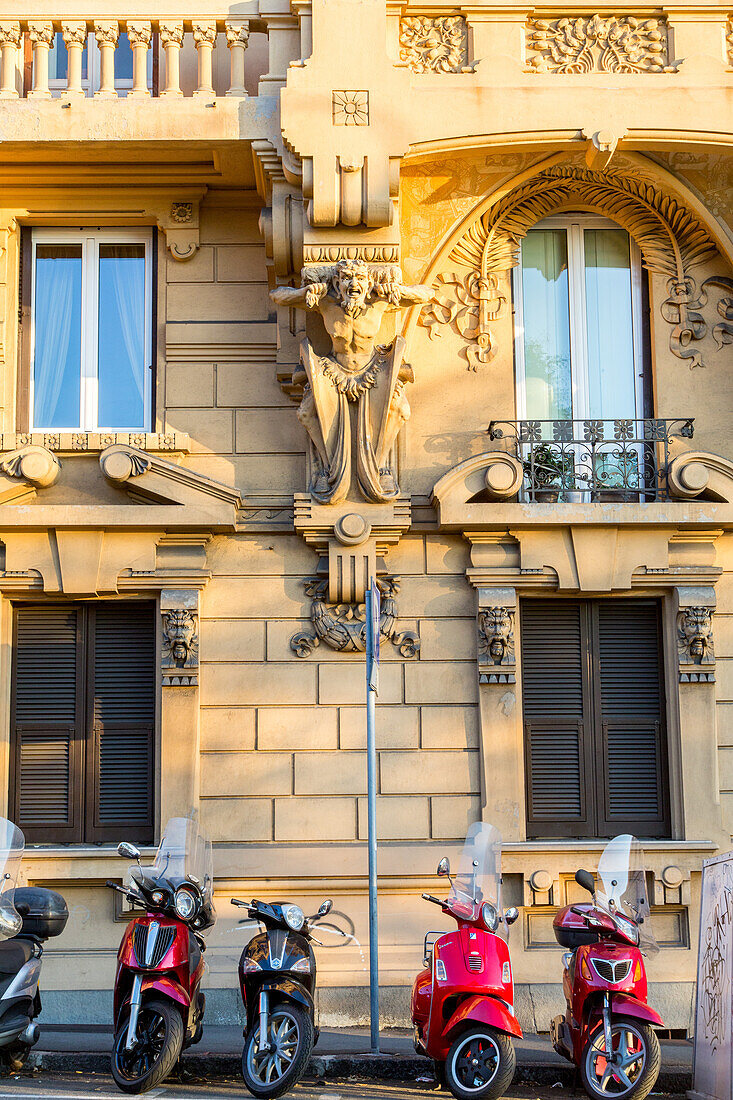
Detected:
left=487, top=418, right=695, bottom=502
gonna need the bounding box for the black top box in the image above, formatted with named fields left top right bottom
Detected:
left=14, top=887, right=69, bottom=940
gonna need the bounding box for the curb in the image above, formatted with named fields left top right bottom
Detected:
left=28, top=1050, right=692, bottom=1092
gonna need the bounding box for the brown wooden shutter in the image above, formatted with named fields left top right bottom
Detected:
left=595, top=601, right=670, bottom=836
left=88, top=602, right=155, bottom=843
left=11, top=606, right=83, bottom=843
left=521, top=600, right=594, bottom=838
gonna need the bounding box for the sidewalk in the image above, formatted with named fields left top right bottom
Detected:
left=32, top=1025, right=693, bottom=1091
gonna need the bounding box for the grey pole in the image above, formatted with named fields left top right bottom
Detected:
left=365, top=581, right=380, bottom=1054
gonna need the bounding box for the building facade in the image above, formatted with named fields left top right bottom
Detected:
left=0, top=0, right=732, bottom=1030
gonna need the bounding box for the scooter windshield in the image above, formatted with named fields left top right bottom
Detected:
left=146, top=815, right=214, bottom=907
left=0, top=817, right=24, bottom=940
left=597, top=833, right=658, bottom=955
left=446, top=822, right=502, bottom=923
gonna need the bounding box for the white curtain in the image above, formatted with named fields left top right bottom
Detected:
left=33, top=251, right=78, bottom=428
left=103, top=247, right=145, bottom=407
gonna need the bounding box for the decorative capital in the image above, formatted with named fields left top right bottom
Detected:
left=126, top=21, right=152, bottom=47
left=94, top=20, right=119, bottom=46
left=61, top=21, right=87, bottom=47
left=161, top=592, right=199, bottom=687
left=28, top=21, right=54, bottom=47
left=159, top=21, right=184, bottom=48
left=192, top=21, right=217, bottom=46
left=225, top=20, right=250, bottom=47
left=0, top=22, right=21, bottom=48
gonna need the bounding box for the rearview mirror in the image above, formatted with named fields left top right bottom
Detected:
left=117, top=841, right=141, bottom=862
left=437, top=857, right=451, bottom=877
left=504, top=907, right=519, bottom=926
left=575, top=869, right=596, bottom=896
left=317, top=899, right=333, bottom=917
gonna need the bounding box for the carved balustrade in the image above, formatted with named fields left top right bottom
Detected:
left=487, top=417, right=695, bottom=502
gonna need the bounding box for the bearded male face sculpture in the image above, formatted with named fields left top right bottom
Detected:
left=162, top=609, right=198, bottom=668
left=678, top=606, right=714, bottom=664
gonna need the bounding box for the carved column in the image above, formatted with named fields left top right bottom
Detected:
left=160, top=590, right=201, bottom=821
left=126, top=21, right=151, bottom=98
left=159, top=21, right=184, bottom=98
left=225, top=20, right=249, bottom=96
left=0, top=22, right=21, bottom=99
left=192, top=21, right=217, bottom=98
left=61, top=21, right=87, bottom=98
left=27, top=22, right=54, bottom=99
left=94, top=21, right=119, bottom=98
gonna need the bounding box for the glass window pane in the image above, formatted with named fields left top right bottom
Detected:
left=97, top=244, right=147, bottom=429
left=115, top=33, right=134, bottom=81
left=520, top=230, right=572, bottom=422
left=584, top=229, right=636, bottom=420
left=48, top=32, right=88, bottom=81
left=33, top=245, right=82, bottom=429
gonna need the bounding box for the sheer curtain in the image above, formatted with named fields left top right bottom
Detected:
left=584, top=229, right=636, bottom=420
left=33, top=247, right=81, bottom=428
left=99, top=245, right=146, bottom=426
left=520, top=229, right=572, bottom=422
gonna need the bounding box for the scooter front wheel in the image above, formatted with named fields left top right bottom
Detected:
left=242, top=1002, right=314, bottom=1099
left=445, top=1026, right=516, bottom=1100
left=580, top=1016, right=660, bottom=1100
left=111, top=997, right=184, bottom=1094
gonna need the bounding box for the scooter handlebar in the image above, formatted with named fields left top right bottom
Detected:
left=422, top=893, right=444, bottom=906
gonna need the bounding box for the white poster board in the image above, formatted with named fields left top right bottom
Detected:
left=690, top=851, right=733, bottom=1100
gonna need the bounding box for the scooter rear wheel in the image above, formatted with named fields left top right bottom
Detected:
left=241, top=1002, right=314, bottom=1099
left=580, top=1016, right=660, bottom=1100
left=445, top=1026, right=516, bottom=1100
left=111, top=997, right=184, bottom=1094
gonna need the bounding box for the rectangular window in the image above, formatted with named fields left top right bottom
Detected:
left=10, top=602, right=155, bottom=844
left=30, top=228, right=153, bottom=432
left=521, top=598, right=670, bottom=839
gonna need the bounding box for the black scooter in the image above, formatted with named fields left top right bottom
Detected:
left=231, top=896, right=334, bottom=1099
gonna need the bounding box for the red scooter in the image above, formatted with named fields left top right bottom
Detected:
left=551, top=834, right=662, bottom=1100
left=411, top=823, right=521, bottom=1100
left=106, top=816, right=216, bottom=1094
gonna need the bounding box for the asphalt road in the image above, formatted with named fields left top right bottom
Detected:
left=0, top=1070, right=687, bottom=1100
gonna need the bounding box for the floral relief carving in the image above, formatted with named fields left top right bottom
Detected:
left=290, top=575, right=420, bottom=658
left=726, top=19, right=733, bottom=67
left=332, top=90, right=369, bottom=126
left=677, top=606, right=715, bottom=682
left=399, top=16, right=467, bottom=73
left=477, top=607, right=516, bottom=684
left=421, top=165, right=721, bottom=370
left=526, top=15, right=675, bottom=73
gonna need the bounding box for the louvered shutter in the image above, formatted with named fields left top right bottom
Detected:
left=11, top=606, right=82, bottom=843
left=88, top=602, right=154, bottom=843
left=595, top=601, right=669, bottom=836
left=521, top=600, right=594, bottom=838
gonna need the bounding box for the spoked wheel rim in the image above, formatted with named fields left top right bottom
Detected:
left=449, top=1031, right=501, bottom=1093
left=114, top=1006, right=169, bottom=1082
left=246, top=1008, right=301, bottom=1086
left=585, top=1022, right=647, bottom=1097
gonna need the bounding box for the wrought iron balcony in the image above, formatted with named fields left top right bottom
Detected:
left=487, top=418, right=695, bottom=502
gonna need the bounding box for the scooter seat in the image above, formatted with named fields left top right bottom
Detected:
left=0, top=937, right=33, bottom=974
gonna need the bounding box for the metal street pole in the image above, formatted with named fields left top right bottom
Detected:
left=365, top=579, right=380, bottom=1055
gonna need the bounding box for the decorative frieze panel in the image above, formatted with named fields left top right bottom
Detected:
left=726, top=18, right=733, bottom=67
left=525, top=15, right=675, bottom=74
left=420, top=164, right=722, bottom=371
left=291, top=574, right=420, bottom=658
left=161, top=592, right=199, bottom=687
left=0, top=431, right=188, bottom=453
left=399, top=16, right=468, bottom=73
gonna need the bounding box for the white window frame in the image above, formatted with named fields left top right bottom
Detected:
left=47, top=32, right=153, bottom=97
left=513, top=214, right=646, bottom=423
left=30, top=227, right=153, bottom=433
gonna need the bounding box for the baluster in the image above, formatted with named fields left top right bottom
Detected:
left=94, top=21, right=118, bottom=97
left=0, top=22, right=20, bottom=99
left=61, top=21, right=86, bottom=97
left=159, top=21, right=184, bottom=97
left=192, top=21, right=216, bottom=97
left=27, top=21, right=53, bottom=98
left=225, top=20, right=249, bottom=96
left=126, top=20, right=151, bottom=97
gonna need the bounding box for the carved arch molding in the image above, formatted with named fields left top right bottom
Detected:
left=420, top=163, right=733, bottom=370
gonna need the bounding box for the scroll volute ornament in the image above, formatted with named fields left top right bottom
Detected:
left=271, top=260, right=434, bottom=504
left=420, top=165, right=723, bottom=370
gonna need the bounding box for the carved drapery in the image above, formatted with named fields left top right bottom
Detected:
left=420, top=164, right=725, bottom=371
left=291, top=574, right=420, bottom=658
left=525, top=15, right=674, bottom=74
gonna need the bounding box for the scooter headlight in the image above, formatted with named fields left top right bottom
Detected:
left=614, top=914, right=640, bottom=945
left=482, top=902, right=499, bottom=932
left=174, top=886, right=198, bottom=921
left=283, top=904, right=305, bottom=931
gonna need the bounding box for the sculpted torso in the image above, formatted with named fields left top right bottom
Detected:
left=319, top=297, right=391, bottom=373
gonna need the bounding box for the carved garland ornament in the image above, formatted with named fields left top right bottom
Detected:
left=399, top=16, right=468, bottom=73
left=291, top=575, right=420, bottom=658
left=525, top=15, right=674, bottom=73
left=421, top=165, right=727, bottom=370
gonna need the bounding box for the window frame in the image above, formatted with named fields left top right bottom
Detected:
left=513, top=214, right=647, bottom=424
left=29, top=226, right=154, bottom=433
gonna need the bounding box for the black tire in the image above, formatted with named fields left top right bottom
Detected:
left=444, top=1026, right=516, bottom=1100
left=111, top=997, right=184, bottom=1094
left=241, top=1001, right=314, bottom=1099
left=580, top=1016, right=660, bottom=1100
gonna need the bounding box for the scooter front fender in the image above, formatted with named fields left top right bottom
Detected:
left=259, top=978, right=314, bottom=1015
left=444, top=994, right=523, bottom=1043
left=139, top=975, right=191, bottom=1010
left=609, top=993, right=664, bottom=1028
